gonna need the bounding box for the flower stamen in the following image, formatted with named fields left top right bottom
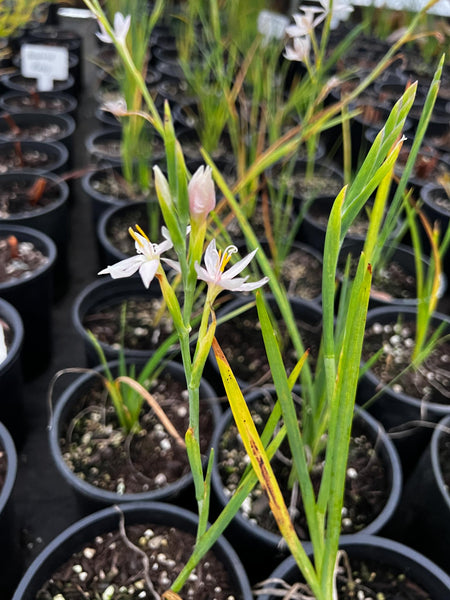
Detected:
left=134, top=223, right=150, bottom=241
left=220, top=246, right=238, bottom=272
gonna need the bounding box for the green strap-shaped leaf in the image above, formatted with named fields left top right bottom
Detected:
left=212, top=335, right=323, bottom=599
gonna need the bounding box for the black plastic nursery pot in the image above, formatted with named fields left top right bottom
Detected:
left=0, top=224, right=57, bottom=377
left=240, top=238, right=323, bottom=305
left=81, top=164, right=158, bottom=227
left=358, top=305, right=450, bottom=477
left=84, top=126, right=123, bottom=166
left=12, top=50, right=80, bottom=97
left=0, top=90, right=78, bottom=117
left=0, top=111, right=76, bottom=164
left=11, top=501, right=253, bottom=600
left=211, top=388, right=402, bottom=583
left=392, top=414, right=450, bottom=573
left=72, top=276, right=176, bottom=367
left=96, top=200, right=161, bottom=266
left=0, top=72, right=76, bottom=97
left=0, top=420, right=20, bottom=598
left=420, top=182, right=450, bottom=280
left=0, top=299, right=24, bottom=446
left=48, top=358, right=221, bottom=514
left=267, top=159, right=344, bottom=234
left=0, top=140, right=69, bottom=175
left=338, top=241, right=447, bottom=309
left=255, top=534, right=450, bottom=600
left=0, top=169, right=70, bottom=287
left=210, top=295, right=323, bottom=395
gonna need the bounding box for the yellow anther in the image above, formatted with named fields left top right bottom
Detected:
left=128, top=226, right=139, bottom=242
left=134, top=223, right=150, bottom=241
left=128, top=225, right=151, bottom=249
left=221, top=250, right=233, bottom=271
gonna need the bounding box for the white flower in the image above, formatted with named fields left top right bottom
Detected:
left=319, top=0, right=353, bottom=29
left=285, top=7, right=325, bottom=38
left=195, top=240, right=269, bottom=295
left=96, top=12, right=131, bottom=45
left=98, top=225, right=173, bottom=288
left=283, top=35, right=311, bottom=63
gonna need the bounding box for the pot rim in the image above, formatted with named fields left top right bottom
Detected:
left=339, top=241, right=447, bottom=305
left=258, top=533, right=450, bottom=599
left=12, top=500, right=253, bottom=600
left=0, top=169, right=69, bottom=220
left=0, top=224, right=57, bottom=290
left=211, top=390, right=402, bottom=547
left=0, top=111, right=76, bottom=142
left=0, top=90, right=78, bottom=115
left=96, top=199, right=158, bottom=263
left=48, top=358, right=220, bottom=504
left=0, top=298, right=24, bottom=374
left=420, top=182, right=450, bottom=219
left=71, top=275, right=165, bottom=362
left=361, top=305, right=450, bottom=413
left=0, top=140, right=69, bottom=173
left=430, top=414, right=450, bottom=512
left=0, top=420, right=17, bottom=517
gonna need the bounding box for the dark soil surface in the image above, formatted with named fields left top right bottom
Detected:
left=218, top=395, right=389, bottom=538
left=0, top=147, right=58, bottom=172
left=104, top=203, right=157, bottom=256
left=214, top=306, right=322, bottom=387
left=0, top=177, right=61, bottom=217
left=2, top=95, right=72, bottom=114
left=0, top=121, right=65, bottom=143
left=339, top=254, right=417, bottom=302
left=82, top=296, right=176, bottom=353
left=59, top=371, right=214, bottom=494
left=36, top=522, right=240, bottom=600
left=362, top=319, right=450, bottom=403
left=395, top=146, right=449, bottom=184
left=334, top=556, right=434, bottom=599
left=279, top=247, right=322, bottom=300
left=269, top=164, right=343, bottom=201
left=0, top=236, right=49, bottom=283
left=89, top=169, right=152, bottom=203
left=256, top=555, right=434, bottom=599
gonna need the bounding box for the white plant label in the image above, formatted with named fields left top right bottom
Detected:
left=21, top=44, right=69, bottom=91
left=257, top=10, right=290, bottom=42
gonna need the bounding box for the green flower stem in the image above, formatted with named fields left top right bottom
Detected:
left=82, top=0, right=164, bottom=137
left=170, top=422, right=320, bottom=597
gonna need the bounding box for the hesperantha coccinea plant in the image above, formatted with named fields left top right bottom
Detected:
left=84, top=0, right=446, bottom=598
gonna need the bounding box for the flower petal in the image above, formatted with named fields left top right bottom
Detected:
left=234, top=277, right=270, bottom=292
left=195, top=262, right=213, bottom=283
left=114, top=12, right=131, bottom=44
left=204, top=240, right=220, bottom=275
left=156, top=238, right=174, bottom=254
left=161, top=258, right=181, bottom=273
left=139, top=259, right=159, bottom=288
left=219, top=276, right=250, bottom=291
left=98, top=256, right=143, bottom=279
left=96, top=20, right=113, bottom=44
left=223, top=248, right=258, bottom=279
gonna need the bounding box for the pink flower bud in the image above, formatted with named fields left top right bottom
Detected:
left=188, top=166, right=216, bottom=220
